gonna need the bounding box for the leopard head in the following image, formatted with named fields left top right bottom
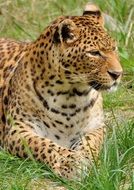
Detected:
left=50, top=3, right=122, bottom=91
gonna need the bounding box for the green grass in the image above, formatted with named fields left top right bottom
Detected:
left=0, top=0, right=134, bottom=190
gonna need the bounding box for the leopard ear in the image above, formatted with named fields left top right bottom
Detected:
left=83, top=3, right=104, bottom=26
left=53, top=19, right=78, bottom=44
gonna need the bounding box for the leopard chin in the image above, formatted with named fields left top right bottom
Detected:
left=107, top=82, right=118, bottom=92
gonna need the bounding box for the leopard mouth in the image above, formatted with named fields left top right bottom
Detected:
left=89, top=81, right=118, bottom=91
left=89, top=81, right=102, bottom=90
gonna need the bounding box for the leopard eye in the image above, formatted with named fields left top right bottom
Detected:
left=112, top=46, right=118, bottom=51
left=86, top=50, right=101, bottom=57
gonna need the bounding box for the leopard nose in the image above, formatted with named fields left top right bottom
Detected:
left=107, top=70, right=122, bottom=80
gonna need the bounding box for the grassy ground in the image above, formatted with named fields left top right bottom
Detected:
left=0, top=0, right=134, bottom=189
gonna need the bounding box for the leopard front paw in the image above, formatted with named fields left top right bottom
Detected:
left=53, top=150, right=91, bottom=179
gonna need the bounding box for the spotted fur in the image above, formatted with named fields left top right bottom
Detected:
left=0, top=3, right=122, bottom=178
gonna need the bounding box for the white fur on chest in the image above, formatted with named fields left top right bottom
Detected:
left=32, top=87, right=104, bottom=148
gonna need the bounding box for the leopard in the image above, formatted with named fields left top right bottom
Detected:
left=0, top=3, right=122, bottom=179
